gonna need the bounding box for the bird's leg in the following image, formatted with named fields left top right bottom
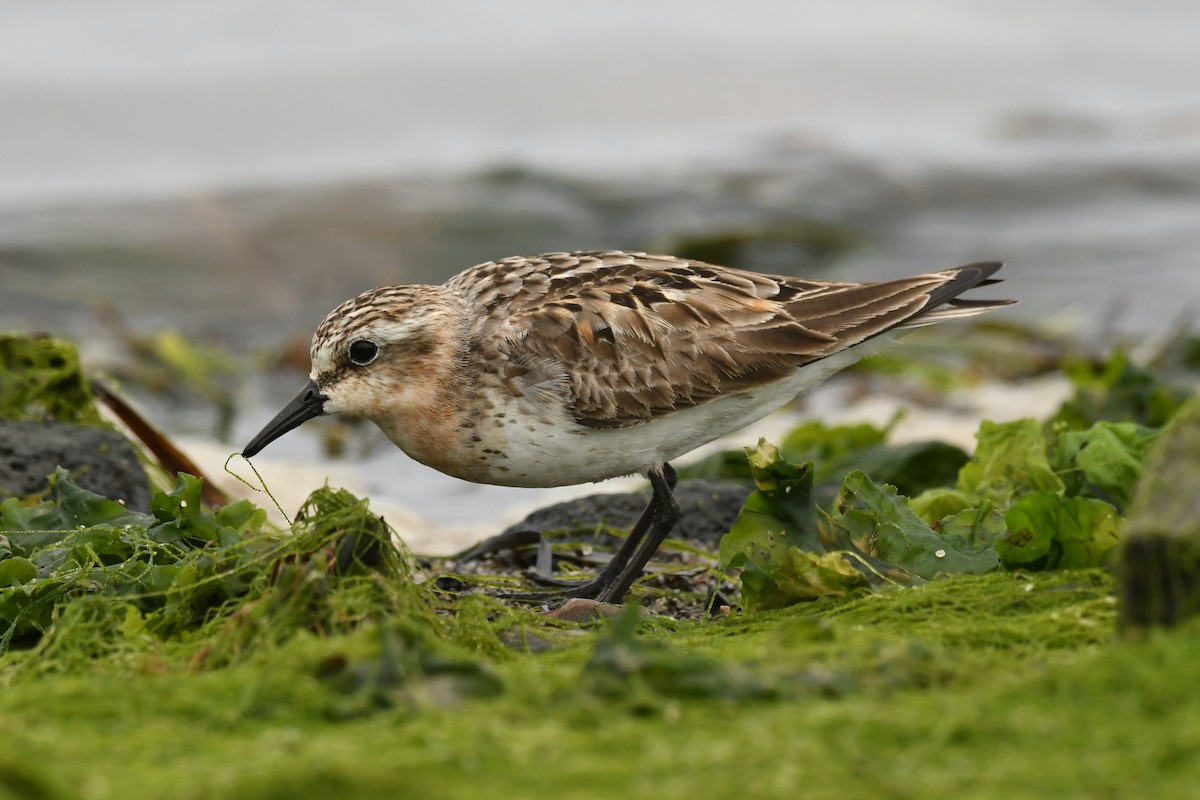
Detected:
left=500, top=463, right=679, bottom=603
left=594, top=463, right=680, bottom=603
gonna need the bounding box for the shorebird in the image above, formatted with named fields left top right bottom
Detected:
left=243, top=251, right=1013, bottom=602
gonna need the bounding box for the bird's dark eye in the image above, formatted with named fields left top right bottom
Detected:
left=348, top=339, right=379, bottom=366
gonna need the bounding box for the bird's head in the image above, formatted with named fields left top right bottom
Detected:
left=241, top=285, right=459, bottom=458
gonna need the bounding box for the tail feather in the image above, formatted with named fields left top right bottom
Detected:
left=898, top=262, right=1015, bottom=329
left=922, top=261, right=1006, bottom=309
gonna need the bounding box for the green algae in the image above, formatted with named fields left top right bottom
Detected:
left=1, top=480, right=1144, bottom=800
left=4, top=332, right=1200, bottom=798
left=3, top=467, right=1171, bottom=799
left=8, top=568, right=1200, bottom=800
left=0, top=334, right=104, bottom=426
left=678, top=417, right=969, bottom=499
left=1053, top=350, right=1191, bottom=430
left=716, top=418, right=1153, bottom=611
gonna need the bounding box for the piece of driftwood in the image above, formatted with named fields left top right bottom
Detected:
left=90, top=378, right=229, bottom=507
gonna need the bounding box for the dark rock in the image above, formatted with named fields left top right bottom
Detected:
left=501, top=479, right=752, bottom=546
left=0, top=420, right=151, bottom=512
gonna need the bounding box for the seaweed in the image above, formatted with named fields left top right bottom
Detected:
left=0, top=334, right=105, bottom=426
left=4, top=330, right=1200, bottom=797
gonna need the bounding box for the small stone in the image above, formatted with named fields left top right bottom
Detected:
left=541, top=598, right=624, bottom=622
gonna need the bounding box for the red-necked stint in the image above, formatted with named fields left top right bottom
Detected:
left=243, top=251, right=1014, bottom=602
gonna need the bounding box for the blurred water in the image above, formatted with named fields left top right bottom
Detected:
left=2, top=1, right=1198, bottom=533
left=3, top=1, right=1199, bottom=207
left=2, top=1, right=1198, bottom=333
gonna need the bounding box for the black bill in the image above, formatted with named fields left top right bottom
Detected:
left=242, top=379, right=329, bottom=458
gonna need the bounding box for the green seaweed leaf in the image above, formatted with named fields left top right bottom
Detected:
left=150, top=473, right=262, bottom=547
left=935, top=502, right=1007, bottom=562
left=824, top=471, right=1000, bottom=580
left=719, top=439, right=822, bottom=559
left=0, top=557, right=37, bottom=587
left=957, top=419, right=1064, bottom=504
left=747, top=548, right=870, bottom=606
left=998, top=492, right=1122, bottom=570
left=679, top=418, right=968, bottom=498
left=908, top=488, right=978, bottom=526
left=0, top=468, right=151, bottom=540
left=719, top=440, right=864, bottom=609
left=1050, top=421, right=1161, bottom=512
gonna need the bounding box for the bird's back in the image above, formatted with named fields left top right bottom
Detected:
left=451, top=251, right=1012, bottom=434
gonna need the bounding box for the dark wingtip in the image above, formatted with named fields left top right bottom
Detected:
left=927, top=261, right=1011, bottom=309
left=953, top=260, right=1005, bottom=283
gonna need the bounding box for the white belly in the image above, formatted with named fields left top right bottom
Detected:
left=460, top=336, right=895, bottom=488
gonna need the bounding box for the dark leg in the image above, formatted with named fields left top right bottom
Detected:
left=501, top=463, right=680, bottom=603
left=595, top=463, right=680, bottom=603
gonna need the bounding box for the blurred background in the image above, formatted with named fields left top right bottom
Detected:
left=2, top=1, right=1198, bottom=542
